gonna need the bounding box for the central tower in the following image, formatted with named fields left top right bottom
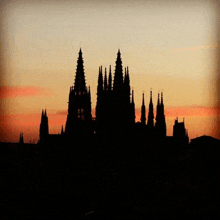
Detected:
left=65, top=49, right=92, bottom=138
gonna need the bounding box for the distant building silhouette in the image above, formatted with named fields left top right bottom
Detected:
left=19, top=133, right=24, bottom=144
left=38, top=49, right=189, bottom=146
left=173, top=118, right=189, bottom=145
left=39, top=110, right=49, bottom=143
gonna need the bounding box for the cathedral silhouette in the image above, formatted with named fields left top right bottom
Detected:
left=39, top=49, right=189, bottom=146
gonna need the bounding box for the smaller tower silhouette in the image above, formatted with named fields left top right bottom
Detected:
left=19, top=133, right=24, bottom=144
left=147, top=90, right=154, bottom=128
left=131, top=90, right=135, bottom=124
left=155, top=93, right=160, bottom=129
left=155, top=92, right=166, bottom=137
left=61, top=125, right=64, bottom=135
left=104, top=68, right=108, bottom=91
left=173, top=117, right=189, bottom=144
left=160, top=92, right=166, bottom=136
left=141, top=93, right=146, bottom=125
left=108, top=65, right=112, bottom=91
left=39, top=109, right=49, bottom=143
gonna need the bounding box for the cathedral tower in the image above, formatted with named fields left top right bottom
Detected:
left=39, top=109, right=49, bottom=143
left=65, top=49, right=92, bottom=137
left=155, top=92, right=166, bottom=137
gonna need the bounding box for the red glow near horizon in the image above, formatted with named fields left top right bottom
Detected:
left=0, top=86, right=55, bottom=99
left=0, top=106, right=219, bottom=143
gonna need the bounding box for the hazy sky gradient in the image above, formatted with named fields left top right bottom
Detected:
left=0, top=0, right=219, bottom=142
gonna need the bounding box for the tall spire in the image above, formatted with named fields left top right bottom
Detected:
left=160, top=92, right=166, bottom=136
left=161, top=92, right=164, bottom=113
left=155, top=93, right=160, bottom=128
left=127, top=67, right=130, bottom=82
left=74, top=49, right=86, bottom=92
left=147, top=90, right=154, bottom=128
left=104, top=68, right=107, bottom=91
left=124, top=67, right=127, bottom=82
left=157, top=93, right=160, bottom=105
left=131, top=90, right=135, bottom=123
left=19, top=132, right=24, bottom=144
left=97, top=66, right=103, bottom=94
left=141, top=93, right=146, bottom=125
left=113, top=50, right=123, bottom=92
left=108, top=65, right=112, bottom=91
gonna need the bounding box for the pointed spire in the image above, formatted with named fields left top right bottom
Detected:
left=108, top=65, right=112, bottom=91
left=127, top=67, right=130, bottom=81
left=141, top=93, right=146, bottom=125
left=157, top=93, right=160, bottom=105
left=161, top=92, right=164, bottom=105
left=147, top=90, right=154, bottom=128
left=19, top=132, right=24, bottom=144
left=44, top=109, right=47, bottom=117
left=74, top=49, right=86, bottom=92
left=97, top=66, right=103, bottom=93
left=113, top=50, right=123, bottom=91
left=104, top=68, right=107, bottom=91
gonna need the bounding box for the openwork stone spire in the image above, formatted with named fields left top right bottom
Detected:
left=74, top=48, right=86, bottom=92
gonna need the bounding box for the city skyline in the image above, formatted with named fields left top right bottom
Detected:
left=0, top=0, right=219, bottom=142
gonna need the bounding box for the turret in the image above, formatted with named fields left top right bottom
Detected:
left=131, top=90, right=135, bottom=124
left=74, top=48, right=87, bottom=92
left=39, top=109, right=49, bottom=143
left=141, top=93, right=146, bottom=125
left=97, top=66, right=103, bottom=96
left=61, top=125, right=64, bottom=135
left=155, top=93, right=160, bottom=128
left=147, top=90, right=154, bottom=128
left=108, top=65, right=112, bottom=91
left=113, top=49, right=123, bottom=92
left=104, top=68, right=108, bottom=91
left=19, top=133, right=24, bottom=144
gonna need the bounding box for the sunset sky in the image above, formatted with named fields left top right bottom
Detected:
left=0, top=0, right=219, bottom=142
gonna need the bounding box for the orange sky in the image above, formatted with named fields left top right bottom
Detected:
left=0, top=0, right=220, bottom=142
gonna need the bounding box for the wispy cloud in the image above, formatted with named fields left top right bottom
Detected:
left=165, top=106, right=220, bottom=117
left=173, top=44, right=219, bottom=53
left=56, top=110, right=67, bottom=115
left=0, top=86, right=55, bottom=99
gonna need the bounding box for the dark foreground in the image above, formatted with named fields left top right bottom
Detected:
left=0, top=138, right=220, bottom=219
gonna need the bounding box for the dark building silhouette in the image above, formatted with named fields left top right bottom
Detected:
left=147, top=90, right=154, bottom=129
left=38, top=49, right=188, bottom=146
left=65, top=49, right=92, bottom=139
left=39, top=109, right=49, bottom=143
left=19, top=133, right=24, bottom=144
left=173, top=118, right=189, bottom=145
left=95, top=50, right=135, bottom=135
left=141, top=93, right=146, bottom=125
left=155, top=92, right=166, bottom=137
